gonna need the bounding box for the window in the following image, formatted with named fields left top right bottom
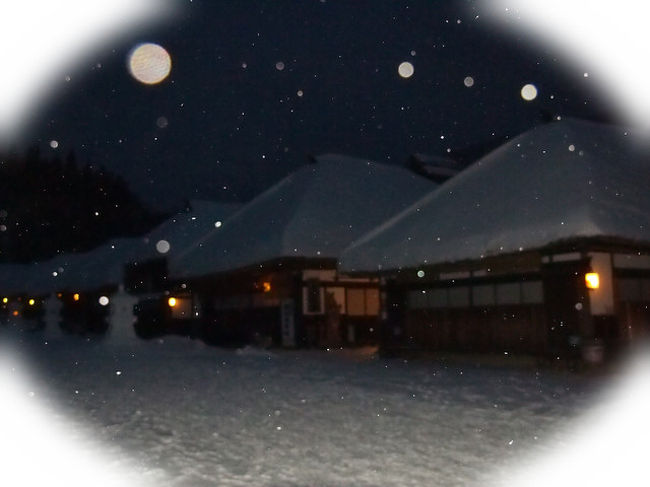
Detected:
left=408, top=290, right=428, bottom=309
left=448, top=286, right=470, bottom=308
left=496, top=283, right=520, bottom=305
left=472, top=285, right=495, bottom=306
left=345, top=288, right=380, bottom=316
left=325, top=287, right=346, bottom=313
left=521, top=281, right=543, bottom=304
left=346, top=288, right=366, bottom=316
left=365, top=288, right=380, bottom=316
left=303, top=281, right=324, bottom=314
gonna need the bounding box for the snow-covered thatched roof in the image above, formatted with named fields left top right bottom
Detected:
left=138, top=200, right=241, bottom=261
left=0, top=263, right=34, bottom=295
left=0, top=201, right=242, bottom=295
left=339, top=119, right=650, bottom=273
left=170, top=154, right=435, bottom=279
left=31, top=238, right=147, bottom=294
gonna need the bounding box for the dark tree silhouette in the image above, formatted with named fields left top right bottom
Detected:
left=0, top=146, right=167, bottom=263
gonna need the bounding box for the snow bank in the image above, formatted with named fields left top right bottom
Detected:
left=0, top=346, right=159, bottom=487
left=0, top=330, right=604, bottom=486
left=498, top=349, right=650, bottom=487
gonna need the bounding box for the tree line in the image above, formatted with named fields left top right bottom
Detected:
left=0, top=147, right=166, bottom=263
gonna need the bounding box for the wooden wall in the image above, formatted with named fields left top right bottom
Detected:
left=401, top=305, right=548, bottom=355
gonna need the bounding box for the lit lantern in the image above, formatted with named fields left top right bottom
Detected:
left=263, top=282, right=272, bottom=293
left=168, top=297, right=177, bottom=307
left=28, top=298, right=35, bottom=306
left=585, top=272, right=600, bottom=290
left=73, top=293, right=80, bottom=301
left=2, top=297, right=7, bottom=304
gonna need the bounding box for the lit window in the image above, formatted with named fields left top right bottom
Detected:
left=346, top=288, right=366, bottom=316
left=585, top=273, right=600, bottom=290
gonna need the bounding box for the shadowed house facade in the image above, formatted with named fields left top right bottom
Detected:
left=339, top=119, right=650, bottom=362
left=164, top=154, right=435, bottom=347
left=0, top=263, right=47, bottom=327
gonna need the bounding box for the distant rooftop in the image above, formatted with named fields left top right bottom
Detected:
left=170, top=154, right=436, bottom=279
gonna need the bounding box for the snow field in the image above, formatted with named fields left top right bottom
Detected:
left=0, top=328, right=605, bottom=486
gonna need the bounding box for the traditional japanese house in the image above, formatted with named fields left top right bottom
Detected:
left=124, top=200, right=240, bottom=338
left=165, top=154, right=435, bottom=347
left=339, top=119, right=650, bottom=362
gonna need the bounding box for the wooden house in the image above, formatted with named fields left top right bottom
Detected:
left=339, top=119, right=650, bottom=363
left=161, top=154, right=435, bottom=347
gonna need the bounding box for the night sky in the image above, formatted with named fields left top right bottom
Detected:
left=21, top=0, right=617, bottom=211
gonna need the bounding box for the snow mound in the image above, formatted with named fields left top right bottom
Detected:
left=0, top=349, right=158, bottom=487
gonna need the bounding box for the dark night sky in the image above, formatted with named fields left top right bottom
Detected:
left=20, top=0, right=617, bottom=211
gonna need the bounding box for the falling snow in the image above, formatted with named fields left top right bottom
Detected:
left=398, top=61, right=414, bottom=78
left=521, top=84, right=538, bottom=101
left=155, top=240, right=171, bottom=254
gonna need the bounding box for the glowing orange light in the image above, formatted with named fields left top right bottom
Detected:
left=585, top=273, right=600, bottom=290
left=28, top=298, right=35, bottom=306
left=12, top=310, right=18, bottom=317
left=168, top=297, right=177, bottom=307
left=263, top=282, right=272, bottom=293
left=57, top=293, right=62, bottom=299
left=73, top=293, right=80, bottom=301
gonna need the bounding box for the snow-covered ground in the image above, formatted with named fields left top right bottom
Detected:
left=0, top=321, right=613, bottom=486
